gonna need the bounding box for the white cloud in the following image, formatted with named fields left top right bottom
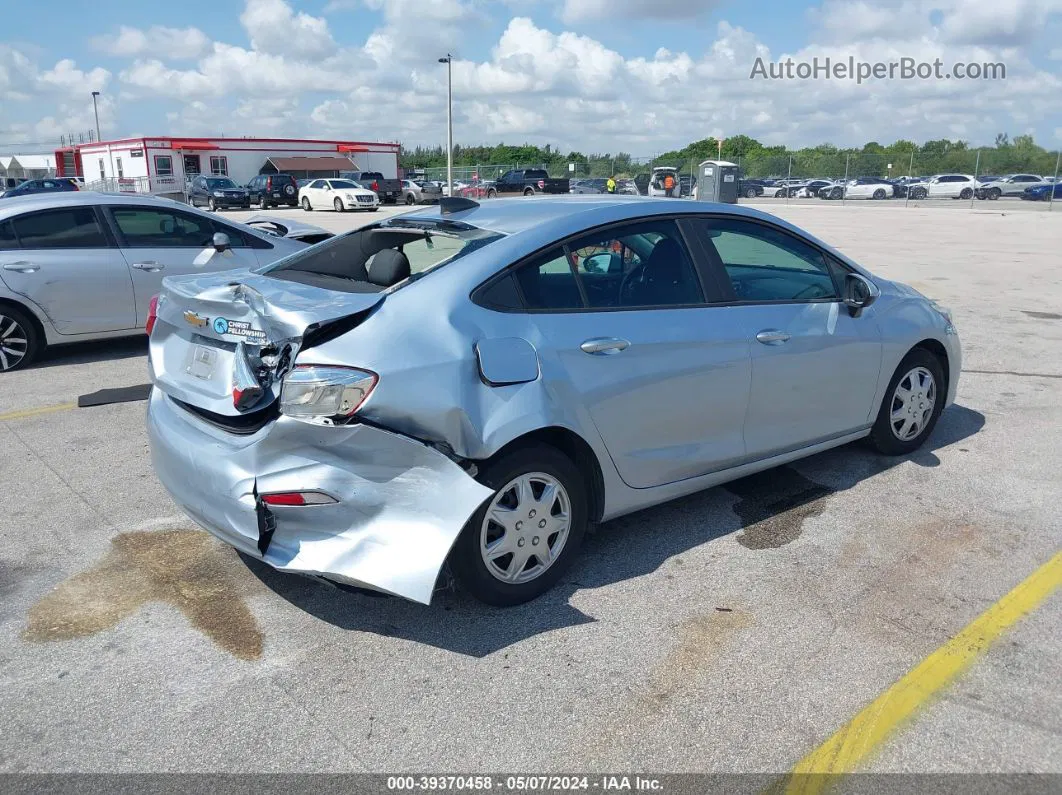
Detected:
left=240, top=0, right=337, bottom=59
left=91, top=26, right=210, bottom=60
left=937, top=0, right=1062, bottom=46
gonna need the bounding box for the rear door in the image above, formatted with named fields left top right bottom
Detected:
left=0, top=205, right=136, bottom=334
left=687, top=216, right=882, bottom=459
left=506, top=217, right=751, bottom=488
left=105, top=205, right=259, bottom=326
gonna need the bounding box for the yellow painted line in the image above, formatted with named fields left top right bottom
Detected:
left=0, top=402, right=77, bottom=422
left=783, top=550, right=1062, bottom=795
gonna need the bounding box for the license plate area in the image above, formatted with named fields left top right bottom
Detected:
left=186, top=344, right=218, bottom=380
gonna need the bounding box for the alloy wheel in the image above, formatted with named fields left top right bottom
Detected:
left=0, top=314, right=29, bottom=371
left=890, top=366, right=936, bottom=441
left=479, top=472, right=571, bottom=584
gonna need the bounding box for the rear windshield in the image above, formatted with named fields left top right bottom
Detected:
left=258, top=218, right=504, bottom=293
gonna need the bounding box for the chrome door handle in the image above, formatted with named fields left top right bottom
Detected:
left=2, top=261, right=39, bottom=273
left=581, top=337, right=630, bottom=355
left=131, top=261, right=164, bottom=272
left=755, top=329, right=791, bottom=345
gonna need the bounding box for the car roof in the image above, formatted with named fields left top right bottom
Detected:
left=403, top=195, right=813, bottom=237
left=0, top=190, right=218, bottom=220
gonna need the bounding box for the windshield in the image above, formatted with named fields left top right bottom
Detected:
left=330, top=180, right=360, bottom=189
left=206, top=178, right=237, bottom=189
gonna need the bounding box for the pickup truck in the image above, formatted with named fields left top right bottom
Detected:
left=485, top=169, right=570, bottom=198
left=340, top=171, right=402, bottom=204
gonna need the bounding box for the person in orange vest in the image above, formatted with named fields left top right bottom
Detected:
left=663, top=172, right=676, bottom=197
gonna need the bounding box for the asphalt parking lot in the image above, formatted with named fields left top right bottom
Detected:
left=1, top=199, right=1060, bottom=780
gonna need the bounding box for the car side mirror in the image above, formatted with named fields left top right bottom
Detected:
left=843, top=272, right=879, bottom=317
left=212, top=232, right=231, bottom=253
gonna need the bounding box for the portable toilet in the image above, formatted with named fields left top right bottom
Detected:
left=695, top=160, right=739, bottom=203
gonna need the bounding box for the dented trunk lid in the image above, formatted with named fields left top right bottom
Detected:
left=149, top=268, right=383, bottom=417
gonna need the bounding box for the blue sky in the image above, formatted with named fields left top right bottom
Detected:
left=2, top=0, right=1061, bottom=155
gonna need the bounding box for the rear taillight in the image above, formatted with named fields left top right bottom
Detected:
left=371, top=180, right=379, bottom=191
left=279, top=365, right=377, bottom=424
left=537, top=179, right=545, bottom=189
left=266, top=176, right=273, bottom=190
left=145, top=294, right=160, bottom=335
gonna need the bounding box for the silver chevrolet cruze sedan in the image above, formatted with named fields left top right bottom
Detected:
left=147, top=196, right=960, bottom=606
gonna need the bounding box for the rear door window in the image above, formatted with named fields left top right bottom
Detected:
left=514, top=248, right=583, bottom=310
left=12, top=207, right=108, bottom=249
left=0, top=220, right=17, bottom=249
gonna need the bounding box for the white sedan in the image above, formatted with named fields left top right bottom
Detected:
left=299, top=179, right=380, bottom=212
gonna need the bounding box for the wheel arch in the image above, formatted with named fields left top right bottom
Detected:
left=911, top=338, right=950, bottom=393
left=0, top=296, right=48, bottom=343
left=484, top=426, right=606, bottom=522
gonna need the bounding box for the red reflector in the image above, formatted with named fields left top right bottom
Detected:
left=261, top=492, right=306, bottom=506
left=145, top=294, right=160, bottom=335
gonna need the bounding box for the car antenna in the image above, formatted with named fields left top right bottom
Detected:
left=439, top=197, right=479, bottom=215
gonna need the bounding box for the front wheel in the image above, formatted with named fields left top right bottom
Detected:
left=745, top=187, right=757, bottom=198
left=301, top=196, right=312, bottom=211
left=449, top=445, right=588, bottom=606
left=523, top=188, right=535, bottom=197
left=868, top=349, right=946, bottom=455
left=0, top=305, right=40, bottom=372
left=873, top=188, right=887, bottom=200
left=960, top=188, right=973, bottom=200
left=989, top=188, right=1001, bottom=200
left=334, top=197, right=344, bottom=213
left=911, top=188, right=927, bottom=200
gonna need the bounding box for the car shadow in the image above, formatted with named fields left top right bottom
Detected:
left=244, top=404, right=985, bottom=657
left=33, top=337, right=148, bottom=369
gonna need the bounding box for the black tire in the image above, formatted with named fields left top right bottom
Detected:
left=301, top=196, right=312, bottom=211
left=868, top=348, right=946, bottom=456
left=486, top=189, right=497, bottom=199
left=911, top=188, right=927, bottom=200
left=0, top=304, right=41, bottom=373
left=260, top=196, right=269, bottom=210
left=449, top=445, right=589, bottom=606
left=334, top=197, right=344, bottom=213
left=207, top=198, right=217, bottom=212
left=405, top=193, right=416, bottom=205
left=523, top=187, right=534, bottom=197
left=873, top=188, right=887, bottom=200
left=960, top=188, right=973, bottom=200
left=989, top=188, right=1000, bottom=200
left=745, top=187, right=757, bottom=198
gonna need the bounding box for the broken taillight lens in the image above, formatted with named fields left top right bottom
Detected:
left=145, top=294, right=160, bottom=335
left=537, top=179, right=545, bottom=190
left=261, top=491, right=338, bottom=506
left=279, top=365, right=377, bottom=423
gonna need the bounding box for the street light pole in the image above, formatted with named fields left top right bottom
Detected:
left=91, top=91, right=101, bottom=143
left=438, top=54, right=453, bottom=198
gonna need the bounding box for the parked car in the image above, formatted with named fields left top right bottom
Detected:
left=1, top=178, right=80, bottom=199
left=908, top=174, right=977, bottom=200
left=772, top=180, right=808, bottom=198
left=1020, top=183, right=1062, bottom=201
left=648, top=167, right=681, bottom=198
left=299, top=178, right=379, bottom=212
left=188, top=176, right=250, bottom=211
left=0, top=192, right=310, bottom=371
left=842, top=177, right=895, bottom=200
left=145, top=195, right=960, bottom=606
left=794, top=180, right=834, bottom=198
left=737, top=179, right=767, bottom=198
left=975, top=174, right=1047, bottom=200
left=486, top=169, right=570, bottom=197
left=679, top=174, right=696, bottom=197
left=340, top=171, right=402, bottom=204
left=246, top=174, right=300, bottom=209
left=618, top=179, right=640, bottom=195
left=401, top=179, right=442, bottom=205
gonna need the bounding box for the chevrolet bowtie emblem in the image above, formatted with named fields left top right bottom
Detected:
left=183, top=311, right=209, bottom=328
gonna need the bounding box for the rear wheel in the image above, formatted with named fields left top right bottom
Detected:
left=486, top=189, right=497, bottom=199
left=405, top=193, right=416, bottom=205
left=301, top=196, right=312, bottom=211
left=868, top=349, right=946, bottom=455
left=260, top=196, right=270, bottom=210
left=0, top=305, right=40, bottom=373
left=207, top=198, right=217, bottom=212
left=745, top=187, right=757, bottom=198
left=449, top=445, right=588, bottom=606
left=873, top=188, right=887, bottom=200
left=334, top=197, right=344, bottom=213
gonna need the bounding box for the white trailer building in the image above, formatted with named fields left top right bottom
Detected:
left=54, top=136, right=400, bottom=195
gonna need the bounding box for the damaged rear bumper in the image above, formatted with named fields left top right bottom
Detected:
left=146, top=388, right=493, bottom=604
